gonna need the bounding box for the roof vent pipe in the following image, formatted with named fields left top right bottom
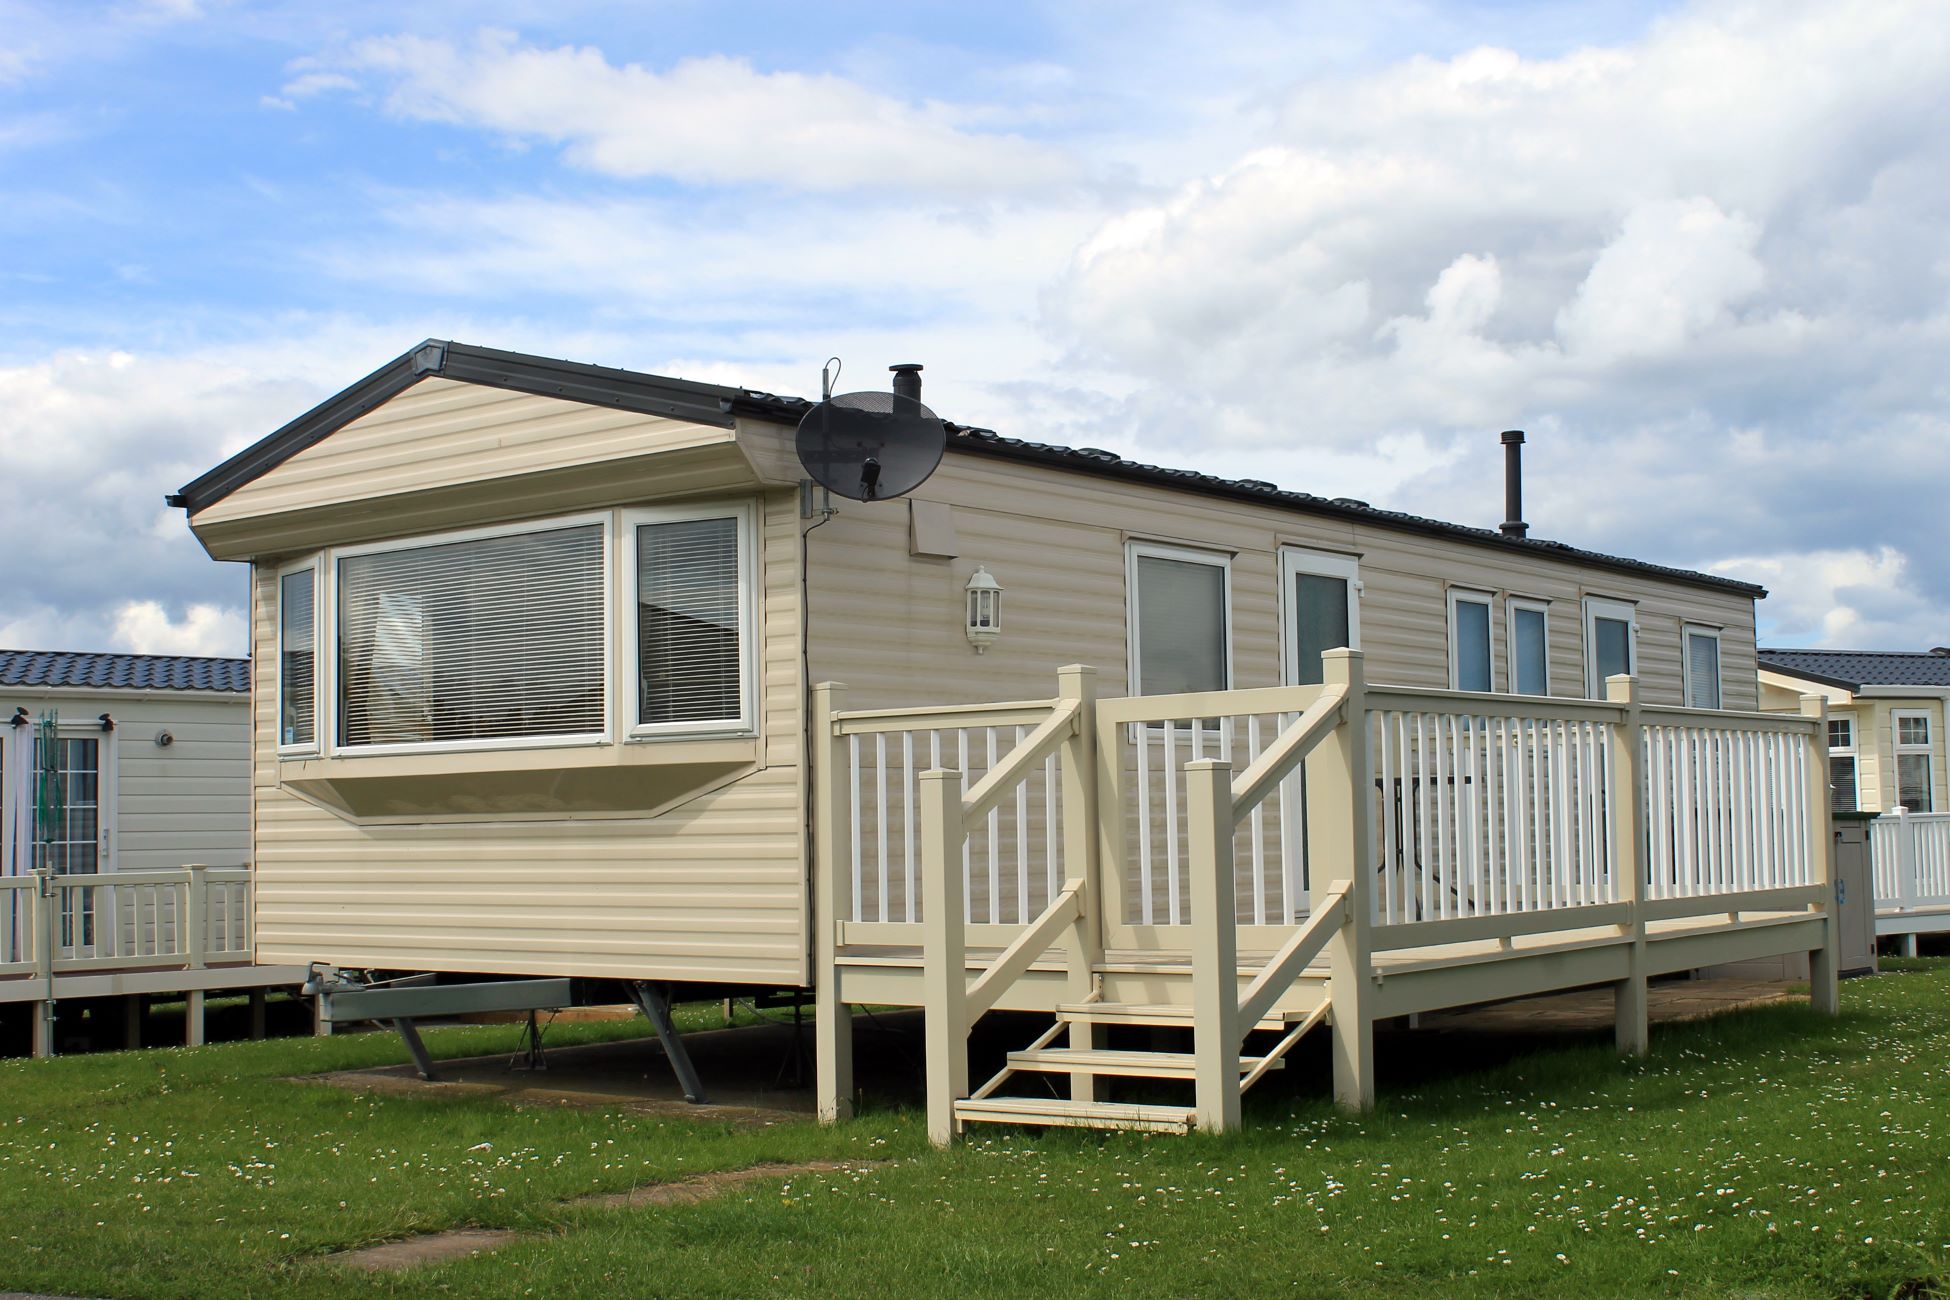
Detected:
left=1499, top=429, right=1528, bottom=539
left=890, top=363, right=923, bottom=408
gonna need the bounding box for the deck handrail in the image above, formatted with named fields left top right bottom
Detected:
left=1228, top=686, right=1346, bottom=817
left=962, top=698, right=1081, bottom=825
left=1, top=864, right=254, bottom=977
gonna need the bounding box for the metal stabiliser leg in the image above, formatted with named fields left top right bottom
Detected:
left=629, top=981, right=707, bottom=1104
left=392, top=1018, right=438, bottom=1081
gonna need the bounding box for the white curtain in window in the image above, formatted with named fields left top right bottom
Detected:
left=636, top=517, right=743, bottom=726
left=338, top=523, right=605, bottom=746
left=1136, top=556, right=1227, bottom=695
left=1686, top=632, right=1722, bottom=710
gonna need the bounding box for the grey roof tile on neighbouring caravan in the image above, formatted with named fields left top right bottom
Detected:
left=0, top=650, right=251, bottom=693
left=1758, top=648, right=1950, bottom=692
left=171, top=339, right=1767, bottom=600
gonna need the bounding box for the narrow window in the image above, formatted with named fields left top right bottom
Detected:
left=1129, top=544, right=1230, bottom=695
left=631, top=507, right=753, bottom=731
left=278, top=567, right=317, bottom=750
left=1827, top=715, right=1858, bottom=813
left=1683, top=625, right=1723, bottom=710
left=1508, top=598, right=1550, bottom=696
left=1583, top=597, right=1635, bottom=697
left=337, top=521, right=607, bottom=749
left=1449, top=590, right=1493, bottom=692
left=1894, top=711, right=1934, bottom=811
left=1282, top=549, right=1360, bottom=687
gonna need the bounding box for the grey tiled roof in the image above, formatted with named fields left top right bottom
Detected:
left=0, top=650, right=250, bottom=693
left=1758, top=648, right=1950, bottom=691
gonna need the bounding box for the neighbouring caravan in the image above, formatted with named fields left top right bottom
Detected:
left=1, top=650, right=304, bottom=1054
left=172, top=341, right=1841, bottom=1139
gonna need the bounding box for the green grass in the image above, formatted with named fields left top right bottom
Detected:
left=3, top=969, right=1949, bottom=1298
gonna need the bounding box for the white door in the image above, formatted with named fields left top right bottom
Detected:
left=1278, top=549, right=1361, bottom=912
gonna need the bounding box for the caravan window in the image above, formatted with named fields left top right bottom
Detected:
left=1683, top=625, right=1724, bottom=710
left=335, top=519, right=609, bottom=751
left=1582, top=596, right=1636, bottom=697
left=1448, top=589, right=1494, bottom=692
left=628, top=504, right=756, bottom=734
left=1895, top=710, right=1935, bottom=811
left=1127, top=543, right=1231, bottom=696
left=1508, top=598, right=1550, bottom=696
left=277, top=565, right=317, bottom=751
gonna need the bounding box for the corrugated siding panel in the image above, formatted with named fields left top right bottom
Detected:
left=805, top=449, right=1761, bottom=713
left=199, top=378, right=734, bottom=525
left=247, top=489, right=807, bottom=984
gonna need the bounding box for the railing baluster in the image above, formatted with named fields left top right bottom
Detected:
left=848, top=735, right=864, bottom=923
left=1249, top=715, right=1267, bottom=926
left=1015, top=724, right=1030, bottom=925
left=1164, top=720, right=1182, bottom=926
left=904, top=732, right=918, bottom=923
left=875, top=733, right=890, bottom=924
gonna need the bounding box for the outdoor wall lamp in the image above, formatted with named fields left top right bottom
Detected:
left=965, top=565, right=1002, bottom=654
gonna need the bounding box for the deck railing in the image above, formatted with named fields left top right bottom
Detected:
left=0, top=866, right=252, bottom=979
left=1870, top=808, right=1950, bottom=915
left=815, top=654, right=1839, bottom=1139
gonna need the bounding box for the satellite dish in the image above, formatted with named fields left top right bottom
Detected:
left=795, top=364, right=946, bottom=502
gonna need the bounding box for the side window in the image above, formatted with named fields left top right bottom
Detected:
left=1128, top=543, right=1231, bottom=695
left=1827, top=715, right=1859, bottom=813
left=1683, top=625, right=1724, bottom=710
left=628, top=505, right=756, bottom=734
left=1507, top=598, right=1550, bottom=696
left=1582, top=596, right=1636, bottom=698
left=1448, top=589, right=1494, bottom=692
left=1282, top=549, right=1360, bottom=687
left=277, top=565, right=317, bottom=751
left=1894, top=711, right=1934, bottom=812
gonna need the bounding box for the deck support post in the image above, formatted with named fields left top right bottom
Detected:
left=1186, top=758, right=1242, bottom=1134
left=1801, top=695, right=1841, bottom=1016
left=248, top=988, right=267, bottom=1040
left=810, top=682, right=855, bottom=1123
left=184, top=990, right=205, bottom=1048
left=1057, top=665, right=1103, bottom=1104
left=1315, top=650, right=1374, bottom=1112
left=123, top=994, right=145, bottom=1050
left=920, top=768, right=968, bottom=1147
left=1608, top=675, right=1650, bottom=1057
left=312, top=996, right=333, bottom=1037
left=1900, top=933, right=1920, bottom=958
left=31, top=870, right=55, bottom=1059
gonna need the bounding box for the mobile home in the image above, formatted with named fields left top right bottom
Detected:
left=173, top=341, right=1841, bottom=1139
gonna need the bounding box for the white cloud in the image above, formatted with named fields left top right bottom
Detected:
left=110, top=600, right=245, bottom=657
left=1715, top=547, right=1935, bottom=647
left=315, top=30, right=1079, bottom=196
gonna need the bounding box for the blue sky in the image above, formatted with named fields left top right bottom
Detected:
left=3, top=0, right=1946, bottom=656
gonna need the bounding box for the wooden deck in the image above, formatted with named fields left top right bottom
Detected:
left=809, top=653, right=1842, bottom=1142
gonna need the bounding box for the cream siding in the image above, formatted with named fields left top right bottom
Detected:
left=800, top=446, right=1761, bottom=714
left=0, top=689, right=249, bottom=871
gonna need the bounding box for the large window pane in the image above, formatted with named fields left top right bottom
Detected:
left=279, top=568, right=315, bottom=748
left=1899, top=753, right=1933, bottom=812
left=1512, top=605, right=1548, bottom=696
left=1135, top=555, right=1227, bottom=695
left=1452, top=596, right=1492, bottom=692
left=1594, top=616, right=1632, bottom=684
left=1292, top=572, right=1351, bottom=687
left=637, top=516, right=744, bottom=726
left=338, top=523, right=605, bottom=747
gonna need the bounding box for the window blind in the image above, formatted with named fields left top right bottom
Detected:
left=279, top=568, right=315, bottom=747
left=1830, top=755, right=1858, bottom=813
left=337, top=523, right=605, bottom=747
left=1135, top=555, right=1227, bottom=695
left=636, top=516, right=744, bottom=726
left=1685, top=631, right=1722, bottom=710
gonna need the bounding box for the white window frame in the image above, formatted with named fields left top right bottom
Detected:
left=1582, top=596, right=1637, bottom=699
left=622, top=499, right=761, bottom=740
left=1506, top=596, right=1551, bottom=697
left=1682, top=623, right=1724, bottom=711
left=329, top=511, right=615, bottom=757
left=1126, top=540, right=1234, bottom=697
left=1447, top=587, right=1496, bottom=693
left=1827, top=714, right=1859, bottom=813
left=1893, top=708, right=1935, bottom=812
left=275, top=557, right=322, bottom=757
left=0, top=718, right=119, bottom=875
left=1279, top=547, right=1361, bottom=687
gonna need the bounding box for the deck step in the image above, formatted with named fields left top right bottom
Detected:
left=1054, top=1001, right=1319, bottom=1030
left=954, top=1096, right=1197, bottom=1134
left=1005, top=1047, right=1282, bottom=1079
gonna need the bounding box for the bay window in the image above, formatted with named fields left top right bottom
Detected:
left=627, top=503, right=756, bottom=734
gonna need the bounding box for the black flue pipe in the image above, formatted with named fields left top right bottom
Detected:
left=1500, top=429, right=1527, bottom=539
left=890, top=363, right=923, bottom=407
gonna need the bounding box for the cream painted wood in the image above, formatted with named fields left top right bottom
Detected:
left=921, top=768, right=968, bottom=1147
left=1184, top=758, right=1242, bottom=1133
left=1607, top=674, right=1650, bottom=1056
left=812, top=682, right=852, bottom=1123
left=1056, top=665, right=1104, bottom=1103
left=1311, top=650, right=1375, bottom=1112
left=1802, top=694, right=1841, bottom=1015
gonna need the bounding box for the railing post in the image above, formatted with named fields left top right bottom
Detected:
left=1606, top=675, right=1649, bottom=1056
left=1185, top=758, right=1242, bottom=1133
left=1801, top=694, right=1840, bottom=1015
left=186, top=864, right=209, bottom=970
left=921, top=768, right=969, bottom=1147
left=810, top=682, right=854, bottom=1123
left=1313, top=649, right=1374, bottom=1112
left=1056, top=664, right=1104, bottom=1103
left=31, top=870, right=54, bottom=1060
left=1893, top=805, right=1918, bottom=914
